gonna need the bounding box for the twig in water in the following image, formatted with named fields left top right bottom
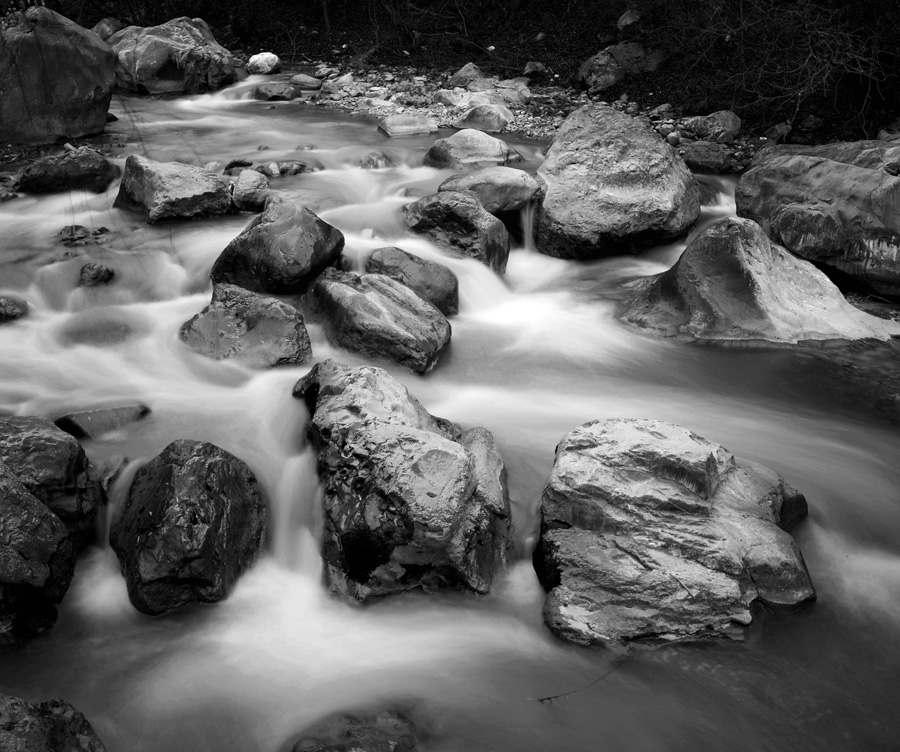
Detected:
left=532, top=659, right=626, bottom=704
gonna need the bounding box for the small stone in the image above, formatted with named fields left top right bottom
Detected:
left=246, top=52, right=280, bottom=74
left=79, top=262, right=115, bottom=287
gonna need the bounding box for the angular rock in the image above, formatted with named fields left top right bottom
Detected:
left=16, top=148, right=120, bottom=194
left=365, top=246, right=459, bottom=316
left=246, top=51, right=280, bottom=74
left=578, top=42, right=664, bottom=94
left=0, top=416, right=99, bottom=549
left=109, top=439, right=269, bottom=615
left=254, top=160, right=315, bottom=178
left=735, top=154, right=900, bottom=295
left=0, top=693, right=107, bottom=751
left=433, top=88, right=473, bottom=108
left=79, top=262, right=115, bottom=287
left=231, top=169, right=269, bottom=212
left=108, top=17, right=236, bottom=94
left=622, top=217, right=900, bottom=343
left=448, top=62, right=487, bottom=88
left=92, top=16, right=125, bottom=41
left=293, top=360, right=512, bottom=601
left=54, top=404, right=150, bottom=440
left=305, top=269, right=451, bottom=374
left=180, top=283, right=311, bottom=368
left=751, top=140, right=900, bottom=176
left=492, top=79, right=532, bottom=108
left=533, top=418, right=816, bottom=647
left=252, top=82, right=298, bottom=101
left=289, top=73, right=322, bottom=90
left=0, top=7, right=115, bottom=145
left=377, top=114, right=438, bottom=137
left=0, top=461, right=76, bottom=645
left=680, top=141, right=732, bottom=173
left=683, top=110, right=742, bottom=143
left=535, top=104, right=700, bottom=259
left=114, top=155, right=231, bottom=223
left=403, top=191, right=510, bottom=274
left=423, top=129, right=521, bottom=171
left=452, top=104, right=513, bottom=133
left=0, top=297, right=28, bottom=323
left=210, top=202, right=344, bottom=294
left=290, top=709, right=419, bottom=752
left=438, top=166, right=541, bottom=214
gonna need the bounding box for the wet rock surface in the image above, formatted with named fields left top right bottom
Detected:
left=16, top=147, right=120, bottom=194
left=438, top=166, right=541, bottom=214
left=109, top=439, right=269, bottom=615
left=54, top=404, right=150, bottom=440
left=533, top=418, right=815, bottom=647
left=0, top=297, right=28, bottom=323
left=365, top=246, right=459, bottom=316
left=0, top=692, right=107, bottom=751
left=293, top=359, right=512, bottom=602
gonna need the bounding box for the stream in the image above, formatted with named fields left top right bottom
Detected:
left=1, top=77, right=899, bottom=751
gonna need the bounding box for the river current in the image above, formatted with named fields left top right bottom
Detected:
left=1, top=77, right=898, bottom=751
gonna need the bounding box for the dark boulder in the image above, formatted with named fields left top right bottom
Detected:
left=305, top=269, right=451, bottom=374
left=536, top=104, right=700, bottom=259
left=365, top=246, right=459, bottom=316
left=54, top=403, right=150, bottom=440
left=0, top=461, right=76, bottom=645
left=682, top=110, right=742, bottom=143
left=108, top=17, right=235, bottom=94
left=252, top=82, right=299, bottom=101
left=210, top=202, right=344, bottom=294
left=109, top=439, right=268, bottom=615
left=438, top=166, right=541, bottom=214
left=114, top=155, right=231, bottom=223
left=0, top=416, right=99, bottom=549
left=0, top=693, right=107, bottom=751
left=403, top=191, right=510, bottom=274
left=179, top=283, right=312, bottom=367
left=0, top=7, right=115, bottom=145
left=0, top=297, right=28, bottom=323
left=533, top=418, right=815, bottom=647
left=16, top=148, right=120, bottom=194
left=679, top=141, right=733, bottom=174
left=622, top=217, right=900, bottom=343
left=293, top=360, right=513, bottom=601
left=578, top=42, right=665, bottom=94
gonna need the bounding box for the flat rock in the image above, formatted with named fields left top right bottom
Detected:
left=109, top=439, right=269, bottom=615
left=452, top=104, right=514, bottom=133
left=533, top=418, right=816, bottom=647
left=378, top=114, right=438, bottom=137
left=54, top=403, right=150, bottom=440
left=365, top=246, right=459, bottom=316
left=622, top=217, right=900, bottom=343
left=113, top=154, right=231, bottom=223
left=403, top=191, right=510, bottom=274
left=180, top=283, right=311, bottom=367
left=305, top=269, right=451, bottom=374
left=0, top=693, right=107, bottom=751
left=423, top=129, right=521, bottom=171
left=438, top=166, right=541, bottom=214
left=210, top=201, right=344, bottom=294
left=16, top=147, right=120, bottom=194
left=292, top=360, right=512, bottom=601
left=289, top=73, right=322, bottom=90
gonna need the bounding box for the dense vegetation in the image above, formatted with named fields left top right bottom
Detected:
left=7, top=0, right=899, bottom=138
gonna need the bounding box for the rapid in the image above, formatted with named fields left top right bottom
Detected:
left=1, top=79, right=898, bottom=752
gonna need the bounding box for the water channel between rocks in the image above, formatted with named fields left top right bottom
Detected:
left=1, top=78, right=899, bottom=752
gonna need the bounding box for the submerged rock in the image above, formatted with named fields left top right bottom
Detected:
left=533, top=418, right=815, bottom=647
left=536, top=104, right=700, bottom=259
left=16, top=148, right=120, bottom=194
left=290, top=709, right=420, bottom=752
left=0, top=461, right=76, bottom=645
left=622, top=217, right=900, bottom=343
left=0, top=693, right=107, bottom=751
left=108, top=17, right=236, bottom=94
left=79, top=262, right=115, bottom=287
left=438, top=166, right=541, bottom=214
left=0, top=7, right=115, bottom=145
left=54, top=403, right=150, bottom=440
left=180, top=283, right=311, bottom=367
left=109, top=440, right=268, bottom=615
left=210, top=202, right=344, bottom=294
left=114, top=155, right=232, bottom=223
left=305, top=269, right=451, bottom=374
left=293, top=360, right=513, bottom=601
left=423, top=129, right=521, bottom=171
left=403, top=191, right=510, bottom=273
left=365, top=246, right=459, bottom=316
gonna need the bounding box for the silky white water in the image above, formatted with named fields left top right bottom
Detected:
left=1, top=87, right=898, bottom=752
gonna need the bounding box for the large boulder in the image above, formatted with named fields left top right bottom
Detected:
left=0, top=416, right=99, bottom=549
left=403, top=191, right=510, bottom=274
left=578, top=42, right=664, bottom=94
left=16, top=147, right=120, bottom=194
left=0, top=461, right=76, bottom=645
left=423, top=129, right=521, bottom=171
left=622, top=217, right=900, bottom=343
left=0, top=693, right=107, bottom=751
left=735, top=154, right=900, bottom=295
left=108, top=17, right=235, bottom=94
left=0, top=7, right=115, bottom=145
left=179, top=283, right=312, bottom=368
left=114, top=155, right=231, bottom=223
left=535, top=104, right=700, bottom=259
left=438, top=166, right=541, bottom=214
left=293, top=360, right=513, bottom=601
left=109, top=440, right=268, bottom=615
left=533, top=419, right=815, bottom=647
left=365, top=246, right=459, bottom=316
left=752, top=140, right=900, bottom=175
left=210, top=202, right=344, bottom=294
left=305, top=269, right=451, bottom=374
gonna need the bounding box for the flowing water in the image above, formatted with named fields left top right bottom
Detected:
left=1, top=80, right=899, bottom=751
